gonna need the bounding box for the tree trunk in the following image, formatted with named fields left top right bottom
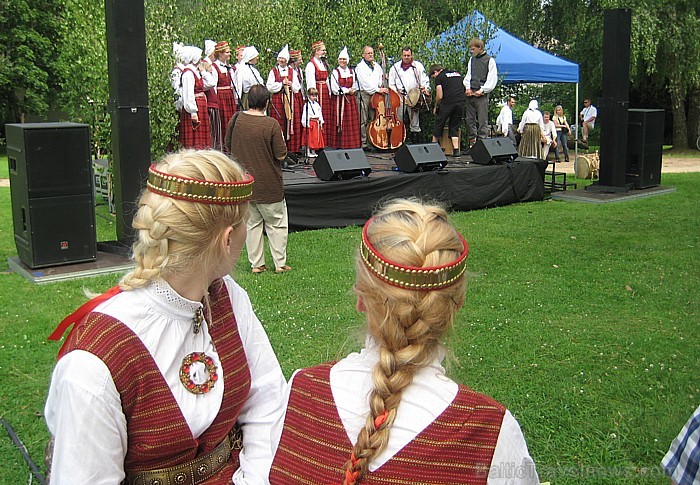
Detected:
left=669, top=75, right=688, bottom=150
left=687, top=85, right=700, bottom=149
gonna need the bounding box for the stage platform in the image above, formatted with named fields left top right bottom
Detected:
left=283, top=151, right=547, bottom=230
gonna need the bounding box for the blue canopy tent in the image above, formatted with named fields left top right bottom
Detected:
left=428, top=11, right=579, bottom=84
left=427, top=11, right=582, bottom=158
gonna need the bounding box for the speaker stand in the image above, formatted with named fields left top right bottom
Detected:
left=97, top=240, right=132, bottom=257
left=585, top=182, right=633, bottom=194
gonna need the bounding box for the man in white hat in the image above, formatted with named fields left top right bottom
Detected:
left=235, top=45, right=264, bottom=110
left=201, top=39, right=222, bottom=150
left=267, top=45, right=303, bottom=155
left=329, top=47, right=360, bottom=149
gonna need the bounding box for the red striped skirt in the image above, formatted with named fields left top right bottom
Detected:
left=331, top=94, right=361, bottom=149
left=218, top=88, right=237, bottom=153
left=179, top=95, right=211, bottom=149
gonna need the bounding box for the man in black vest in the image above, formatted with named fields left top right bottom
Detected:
left=463, top=38, right=498, bottom=147
left=428, top=64, right=466, bottom=157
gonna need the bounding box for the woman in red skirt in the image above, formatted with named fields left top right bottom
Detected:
left=329, top=46, right=361, bottom=149
left=179, top=46, right=210, bottom=149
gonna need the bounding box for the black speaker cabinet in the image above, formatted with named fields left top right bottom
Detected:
left=470, top=138, right=517, bottom=165
left=602, top=9, right=631, bottom=103
left=6, top=123, right=97, bottom=268
left=394, top=143, right=447, bottom=173
left=313, top=149, right=372, bottom=181
left=105, top=0, right=148, bottom=107
left=626, top=109, right=664, bottom=189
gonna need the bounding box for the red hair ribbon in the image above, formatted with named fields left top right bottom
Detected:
left=48, top=285, right=122, bottom=357
left=374, top=410, right=389, bottom=429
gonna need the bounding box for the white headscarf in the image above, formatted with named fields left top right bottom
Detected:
left=181, top=46, right=203, bottom=65
left=528, top=100, right=539, bottom=111
left=204, top=40, right=216, bottom=57
left=172, top=42, right=184, bottom=62
left=277, top=44, right=290, bottom=61
left=242, top=46, right=260, bottom=64
left=338, top=46, right=350, bottom=61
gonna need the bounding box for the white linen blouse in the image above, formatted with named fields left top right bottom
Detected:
left=45, top=275, right=286, bottom=485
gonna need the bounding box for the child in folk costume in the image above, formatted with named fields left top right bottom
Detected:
left=178, top=46, right=211, bottom=149
left=329, top=46, right=361, bottom=149
left=301, top=87, right=324, bottom=157
left=212, top=41, right=237, bottom=153
left=267, top=45, right=303, bottom=155
left=270, top=198, right=539, bottom=485
left=45, top=149, right=286, bottom=484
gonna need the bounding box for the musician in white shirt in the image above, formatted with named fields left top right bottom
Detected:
left=388, top=47, right=430, bottom=143
left=355, top=45, right=388, bottom=149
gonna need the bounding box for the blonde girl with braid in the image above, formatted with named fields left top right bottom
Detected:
left=270, top=198, right=539, bottom=485
left=46, top=149, right=286, bottom=484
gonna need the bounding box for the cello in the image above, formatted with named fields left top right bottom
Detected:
left=367, top=44, right=405, bottom=150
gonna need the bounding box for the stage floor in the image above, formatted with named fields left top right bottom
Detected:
left=283, top=150, right=547, bottom=230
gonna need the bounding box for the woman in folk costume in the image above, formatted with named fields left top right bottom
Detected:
left=266, top=45, right=303, bottom=155
left=270, top=198, right=539, bottom=485
left=45, top=149, right=286, bottom=484
left=231, top=45, right=246, bottom=109
left=287, top=49, right=305, bottom=154
left=305, top=40, right=332, bottom=144
left=236, top=46, right=264, bottom=111
left=202, top=40, right=222, bottom=151
left=213, top=41, right=237, bottom=153
left=329, top=46, right=361, bottom=149
left=171, top=41, right=185, bottom=111
left=517, top=99, right=547, bottom=159
left=178, top=46, right=211, bottom=149
left=300, top=87, right=325, bottom=157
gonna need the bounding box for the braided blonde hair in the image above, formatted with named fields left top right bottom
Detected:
left=120, top=149, right=248, bottom=292
left=345, top=198, right=467, bottom=484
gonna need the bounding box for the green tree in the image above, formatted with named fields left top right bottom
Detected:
left=0, top=0, right=66, bottom=124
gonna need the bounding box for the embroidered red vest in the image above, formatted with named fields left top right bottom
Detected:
left=269, top=362, right=505, bottom=485
left=335, top=68, right=354, bottom=89
left=213, top=62, right=232, bottom=88
left=183, top=67, right=205, bottom=94
left=312, top=58, right=328, bottom=82
left=59, top=279, right=251, bottom=480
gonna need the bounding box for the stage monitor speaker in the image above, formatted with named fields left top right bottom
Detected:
left=470, top=138, right=517, bottom=165
left=394, top=143, right=447, bottom=173
left=6, top=123, right=96, bottom=268
left=313, top=149, right=372, bottom=181
left=626, top=109, right=664, bottom=189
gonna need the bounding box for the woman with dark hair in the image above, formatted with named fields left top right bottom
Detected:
left=225, top=84, right=292, bottom=274
left=269, top=198, right=539, bottom=484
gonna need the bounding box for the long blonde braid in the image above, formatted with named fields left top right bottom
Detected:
left=344, top=198, right=467, bottom=484
left=120, top=149, right=248, bottom=291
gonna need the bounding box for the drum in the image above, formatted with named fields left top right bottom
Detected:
left=574, top=153, right=600, bottom=179
left=405, top=88, right=430, bottom=110
left=439, top=127, right=461, bottom=155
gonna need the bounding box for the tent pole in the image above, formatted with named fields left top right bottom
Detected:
left=575, top=83, right=579, bottom=165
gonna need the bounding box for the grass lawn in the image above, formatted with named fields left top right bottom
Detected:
left=0, top=154, right=698, bottom=483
